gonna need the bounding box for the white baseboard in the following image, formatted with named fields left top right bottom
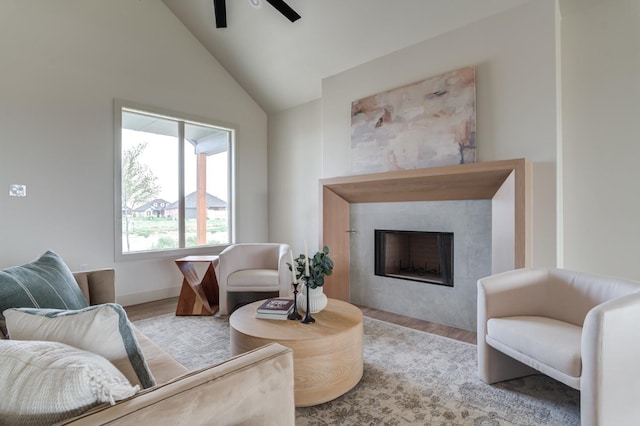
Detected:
left=117, top=286, right=181, bottom=307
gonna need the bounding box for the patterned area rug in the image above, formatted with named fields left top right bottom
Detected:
left=134, top=314, right=579, bottom=425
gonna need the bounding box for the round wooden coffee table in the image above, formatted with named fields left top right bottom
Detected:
left=229, top=298, right=363, bottom=407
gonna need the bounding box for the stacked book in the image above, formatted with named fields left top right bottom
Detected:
left=255, top=298, right=295, bottom=320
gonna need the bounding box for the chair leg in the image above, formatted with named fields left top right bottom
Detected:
left=218, top=294, right=228, bottom=315
left=479, top=343, right=537, bottom=384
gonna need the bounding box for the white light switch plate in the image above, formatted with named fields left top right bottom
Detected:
left=9, top=184, right=26, bottom=197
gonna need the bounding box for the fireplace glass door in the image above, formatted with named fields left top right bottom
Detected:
left=374, top=230, right=453, bottom=286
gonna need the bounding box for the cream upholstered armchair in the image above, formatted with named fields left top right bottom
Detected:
left=477, top=267, right=640, bottom=426
left=216, top=243, right=292, bottom=315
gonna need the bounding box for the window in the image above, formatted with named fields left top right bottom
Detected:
left=115, top=101, right=233, bottom=257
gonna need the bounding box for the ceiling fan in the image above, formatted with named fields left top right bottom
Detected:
left=213, top=0, right=301, bottom=28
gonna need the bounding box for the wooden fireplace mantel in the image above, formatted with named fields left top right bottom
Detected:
left=320, top=158, right=530, bottom=301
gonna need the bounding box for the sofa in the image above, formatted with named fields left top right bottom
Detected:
left=0, top=255, right=295, bottom=425
left=477, top=267, right=640, bottom=426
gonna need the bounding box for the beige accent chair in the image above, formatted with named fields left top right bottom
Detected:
left=216, top=243, right=292, bottom=315
left=477, top=267, right=640, bottom=426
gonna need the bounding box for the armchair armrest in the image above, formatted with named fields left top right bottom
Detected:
left=278, top=243, right=292, bottom=290
left=581, top=291, right=640, bottom=425
left=59, top=343, right=295, bottom=426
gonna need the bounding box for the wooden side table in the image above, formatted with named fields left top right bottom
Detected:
left=174, top=255, right=220, bottom=316
left=229, top=298, right=363, bottom=406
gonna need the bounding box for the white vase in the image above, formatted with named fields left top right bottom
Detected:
left=297, top=285, right=328, bottom=313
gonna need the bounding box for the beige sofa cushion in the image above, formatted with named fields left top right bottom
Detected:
left=228, top=269, right=279, bottom=287
left=487, top=316, right=582, bottom=385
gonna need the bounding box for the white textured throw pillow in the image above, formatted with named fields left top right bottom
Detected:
left=3, top=303, right=156, bottom=388
left=0, top=340, right=138, bottom=425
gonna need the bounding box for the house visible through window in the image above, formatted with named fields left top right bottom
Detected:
left=116, top=102, right=233, bottom=256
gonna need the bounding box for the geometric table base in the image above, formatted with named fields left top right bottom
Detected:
left=174, top=256, right=220, bottom=316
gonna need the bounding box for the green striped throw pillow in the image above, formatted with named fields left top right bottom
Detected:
left=0, top=251, right=88, bottom=337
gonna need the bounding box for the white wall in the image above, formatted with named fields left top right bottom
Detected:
left=561, top=0, right=640, bottom=280
left=268, top=100, right=322, bottom=256
left=0, top=0, right=268, bottom=304
left=319, top=0, right=559, bottom=267
left=266, top=0, right=640, bottom=302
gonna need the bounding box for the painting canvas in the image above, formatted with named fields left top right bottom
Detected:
left=351, top=66, right=476, bottom=174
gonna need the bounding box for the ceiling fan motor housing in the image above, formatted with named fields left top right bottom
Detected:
left=213, top=0, right=301, bottom=28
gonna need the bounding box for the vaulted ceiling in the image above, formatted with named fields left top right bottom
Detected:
left=162, top=0, right=531, bottom=114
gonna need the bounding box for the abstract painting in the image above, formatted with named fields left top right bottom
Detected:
left=351, top=66, right=476, bottom=174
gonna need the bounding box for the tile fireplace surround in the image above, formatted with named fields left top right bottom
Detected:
left=352, top=200, right=491, bottom=330
left=320, top=159, right=530, bottom=330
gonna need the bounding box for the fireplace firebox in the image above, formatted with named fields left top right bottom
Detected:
left=374, top=229, right=453, bottom=286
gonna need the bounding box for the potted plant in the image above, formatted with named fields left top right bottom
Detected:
left=290, top=246, right=333, bottom=313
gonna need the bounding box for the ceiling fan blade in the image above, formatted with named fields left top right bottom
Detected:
left=213, top=0, right=227, bottom=28
left=264, top=0, right=301, bottom=23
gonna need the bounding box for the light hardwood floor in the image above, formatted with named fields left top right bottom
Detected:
left=124, top=297, right=477, bottom=345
